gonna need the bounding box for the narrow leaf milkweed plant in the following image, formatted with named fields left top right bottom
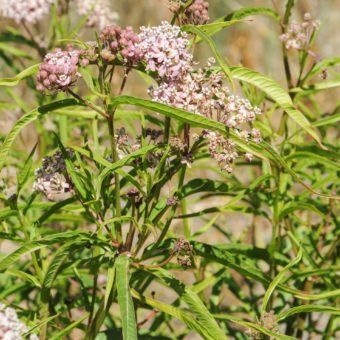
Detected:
left=0, top=0, right=339, bottom=339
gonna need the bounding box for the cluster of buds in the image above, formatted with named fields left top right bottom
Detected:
left=183, top=0, right=210, bottom=25
left=113, top=127, right=164, bottom=169
left=145, top=128, right=163, bottom=142
left=100, top=25, right=143, bottom=65
left=167, top=0, right=210, bottom=25
left=167, top=0, right=182, bottom=13
left=36, top=47, right=82, bottom=92
left=137, top=22, right=193, bottom=81
left=75, top=0, right=119, bottom=30
left=173, top=238, right=194, bottom=269
left=247, top=311, right=278, bottom=339
left=0, top=303, right=38, bottom=340
left=126, top=187, right=143, bottom=206
left=0, top=0, right=55, bottom=24
left=280, top=13, right=320, bottom=50
left=33, top=150, right=74, bottom=201
left=169, top=136, right=187, bottom=152
left=203, top=131, right=238, bottom=173
left=79, top=41, right=98, bottom=65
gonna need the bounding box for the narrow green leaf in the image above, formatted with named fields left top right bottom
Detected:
left=115, top=255, right=138, bottom=340
left=276, top=305, right=340, bottom=322
left=220, top=7, right=280, bottom=22
left=143, top=267, right=227, bottom=340
left=0, top=99, right=80, bottom=171
left=229, top=66, right=323, bottom=147
left=5, top=268, right=41, bottom=288
left=0, top=64, right=39, bottom=86
left=0, top=42, right=33, bottom=59
left=50, top=313, right=89, bottom=340
left=131, top=289, right=208, bottom=337
left=261, top=248, right=303, bottom=314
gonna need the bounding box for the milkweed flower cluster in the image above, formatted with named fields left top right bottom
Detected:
left=0, top=0, right=55, bottom=24
left=100, top=25, right=143, bottom=65
left=75, top=0, right=119, bottom=30
left=183, top=0, right=210, bottom=25
left=167, top=0, right=210, bottom=25
left=149, top=52, right=262, bottom=171
left=33, top=150, right=74, bottom=201
left=280, top=13, right=320, bottom=50
left=0, top=303, right=38, bottom=340
left=36, top=47, right=81, bottom=92
left=137, top=22, right=193, bottom=81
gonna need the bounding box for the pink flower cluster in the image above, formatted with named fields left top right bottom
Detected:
left=137, top=22, right=193, bottom=81
left=150, top=61, right=261, bottom=129
left=0, top=0, right=55, bottom=24
left=280, top=13, right=320, bottom=50
left=100, top=25, right=143, bottom=65
left=75, top=0, right=119, bottom=30
left=203, top=131, right=238, bottom=173
left=150, top=59, right=262, bottom=172
left=183, top=0, right=210, bottom=25
left=36, top=47, right=81, bottom=92
left=222, top=95, right=262, bottom=128
left=0, top=303, right=38, bottom=340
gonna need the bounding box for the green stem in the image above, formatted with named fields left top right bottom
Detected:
left=107, top=117, right=122, bottom=244
left=178, top=166, right=190, bottom=238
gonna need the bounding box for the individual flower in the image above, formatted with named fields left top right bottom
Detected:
left=280, top=13, right=320, bottom=50
left=75, top=0, right=119, bottom=30
left=183, top=0, right=210, bottom=25
left=100, top=25, right=143, bottom=65
left=33, top=150, right=74, bottom=201
left=0, top=303, right=38, bottom=340
left=0, top=0, right=55, bottom=24
left=137, top=21, right=193, bottom=81
left=36, top=47, right=81, bottom=92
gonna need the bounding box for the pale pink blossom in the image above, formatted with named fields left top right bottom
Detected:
left=37, top=47, right=81, bottom=92
left=137, top=22, right=193, bottom=81
left=0, top=0, right=55, bottom=23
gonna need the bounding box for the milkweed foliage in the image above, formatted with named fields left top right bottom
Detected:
left=0, top=1, right=339, bottom=339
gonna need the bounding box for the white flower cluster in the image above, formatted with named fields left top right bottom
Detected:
left=137, top=21, right=193, bottom=81
left=76, top=0, right=119, bottom=30
left=0, top=303, right=38, bottom=340
left=280, top=13, right=320, bottom=50
left=0, top=0, right=55, bottom=24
